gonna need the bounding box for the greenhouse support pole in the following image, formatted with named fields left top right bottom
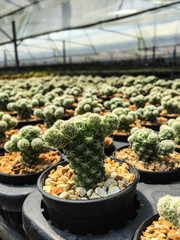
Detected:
left=171, top=46, right=176, bottom=79
left=12, top=21, right=19, bottom=73
left=152, top=46, right=156, bottom=72
left=4, top=50, right=7, bottom=67
left=63, top=40, right=66, bottom=65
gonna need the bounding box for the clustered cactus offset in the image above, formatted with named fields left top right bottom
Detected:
left=130, top=94, right=147, bottom=108
left=128, top=128, right=175, bottom=162
left=157, top=195, right=180, bottom=227
left=168, top=117, right=180, bottom=144
left=5, top=125, right=50, bottom=164
left=34, top=105, right=64, bottom=128
left=7, top=98, right=38, bottom=119
left=104, top=97, right=129, bottom=110
left=161, top=96, right=180, bottom=114
left=112, top=107, right=136, bottom=131
left=75, top=99, right=102, bottom=115
left=0, top=112, right=17, bottom=138
left=136, top=105, right=163, bottom=123
left=44, top=113, right=119, bottom=190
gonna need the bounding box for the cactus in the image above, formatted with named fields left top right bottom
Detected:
left=33, top=94, right=45, bottom=107
left=64, top=86, right=82, bottom=96
left=130, top=95, right=147, bottom=108
left=123, top=76, right=135, bottom=87
left=168, top=117, right=180, bottom=144
left=75, top=99, right=102, bottom=115
left=162, top=89, right=179, bottom=98
left=104, top=97, right=129, bottom=110
left=0, top=93, right=12, bottom=111
left=136, top=105, right=163, bottom=123
left=123, top=86, right=140, bottom=99
left=34, top=105, right=64, bottom=128
left=0, top=112, right=17, bottom=138
left=172, top=79, right=180, bottom=90
left=52, top=95, right=75, bottom=109
left=100, top=84, right=117, bottom=97
left=157, top=195, right=180, bottom=227
left=128, top=128, right=175, bottom=162
left=112, top=107, right=136, bottom=131
left=161, top=96, right=180, bottom=114
left=44, top=113, right=119, bottom=190
left=158, top=125, right=174, bottom=141
left=7, top=98, right=38, bottom=119
left=5, top=125, right=50, bottom=165
left=148, top=92, right=161, bottom=105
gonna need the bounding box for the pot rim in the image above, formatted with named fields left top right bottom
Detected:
left=37, top=157, right=140, bottom=204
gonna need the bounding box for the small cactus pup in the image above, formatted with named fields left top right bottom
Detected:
left=0, top=93, right=13, bottom=111
left=130, top=95, right=147, bottom=108
left=104, top=97, right=129, bottom=110
left=7, top=98, right=38, bottom=119
left=161, top=96, right=180, bottom=115
left=0, top=112, right=18, bottom=139
left=128, top=128, right=175, bottom=162
left=168, top=117, right=180, bottom=145
left=44, top=113, right=119, bottom=190
left=136, top=105, right=164, bottom=124
left=112, top=107, right=136, bottom=132
left=75, top=99, right=102, bottom=115
left=157, top=195, right=180, bottom=227
left=34, top=105, right=64, bottom=128
left=4, top=125, right=51, bottom=165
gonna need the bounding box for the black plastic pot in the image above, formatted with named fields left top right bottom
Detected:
left=113, top=133, right=130, bottom=142
left=141, top=123, right=160, bottom=131
left=104, top=138, right=115, bottom=155
left=133, top=214, right=159, bottom=240
left=16, top=119, right=44, bottom=129
left=0, top=149, right=62, bottom=185
left=37, top=158, right=140, bottom=235
left=160, top=114, right=179, bottom=119
left=114, top=145, right=180, bottom=184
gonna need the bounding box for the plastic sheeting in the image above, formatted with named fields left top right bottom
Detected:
left=0, top=0, right=179, bottom=66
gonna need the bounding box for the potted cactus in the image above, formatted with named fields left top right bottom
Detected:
left=0, top=112, right=18, bottom=152
left=37, top=113, right=139, bottom=234
left=34, top=105, right=65, bottom=128
left=136, top=105, right=167, bottom=130
left=75, top=99, right=102, bottom=115
left=0, top=125, right=61, bottom=185
left=161, top=96, right=180, bottom=118
left=98, top=84, right=117, bottom=100
left=114, top=127, right=180, bottom=183
left=165, top=117, right=180, bottom=149
left=134, top=195, right=180, bottom=240
left=104, top=97, right=129, bottom=111
left=112, top=107, right=137, bottom=141
left=0, top=93, right=14, bottom=112
left=130, top=94, right=147, bottom=110
left=7, top=98, right=43, bottom=128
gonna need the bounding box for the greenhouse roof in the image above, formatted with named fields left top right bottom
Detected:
left=0, top=0, right=180, bottom=66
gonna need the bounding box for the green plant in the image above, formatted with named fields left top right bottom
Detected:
left=172, top=79, right=180, bottom=90
left=100, top=84, right=117, bottom=97
left=0, top=93, right=12, bottom=111
left=161, top=96, right=180, bottom=114
left=112, top=107, right=136, bottom=131
left=168, top=117, right=180, bottom=144
left=5, top=125, right=50, bottom=165
left=75, top=99, right=102, bottom=115
left=7, top=98, right=38, bottom=119
left=148, top=92, right=161, bottom=105
left=123, top=86, right=140, bottom=99
left=158, top=125, right=174, bottom=141
left=104, top=97, right=129, bottom=110
left=44, top=113, right=119, bottom=190
left=128, top=128, right=174, bottom=162
left=157, top=195, right=180, bottom=227
left=64, top=86, right=82, bottom=96
left=130, top=95, right=147, bottom=108
left=34, top=105, right=64, bottom=128
left=123, top=76, right=135, bottom=87
left=52, top=95, right=75, bottom=109
left=0, top=112, right=17, bottom=138
left=33, top=94, right=45, bottom=107
left=136, top=105, right=163, bottom=123
left=162, top=89, right=179, bottom=98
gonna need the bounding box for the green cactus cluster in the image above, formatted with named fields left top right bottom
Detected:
left=100, top=84, right=117, bottom=97
left=7, top=98, right=38, bottom=119
left=158, top=125, right=174, bottom=141
left=52, top=95, right=75, bottom=109
left=64, top=86, right=82, bottom=96
left=123, top=76, right=135, bottom=86
left=5, top=125, right=50, bottom=165
left=123, top=86, right=140, bottom=99
left=168, top=117, right=180, bottom=144
left=161, top=96, right=180, bottom=114
left=128, top=128, right=175, bottom=162
left=104, top=97, right=129, bottom=110
left=0, top=93, right=12, bottom=111
left=130, top=95, right=147, bottom=108
left=33, top=94, right=45, bottom=107
left=34, top=105, right=64, bottom=128
left=148, top=92, right=161, bottom=105
left=0, top=112, right=17, bottom=138
left=136, top=105, right=163, bottom=123
left=44, top=113, right=119, bottom=190
left=157, top=195, right=180, bottom=227
left=75, top=99, right=102, bottom=115
left=172, top=79, right=180, bottom=90
left=112, top=107, right=136, bottom=130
